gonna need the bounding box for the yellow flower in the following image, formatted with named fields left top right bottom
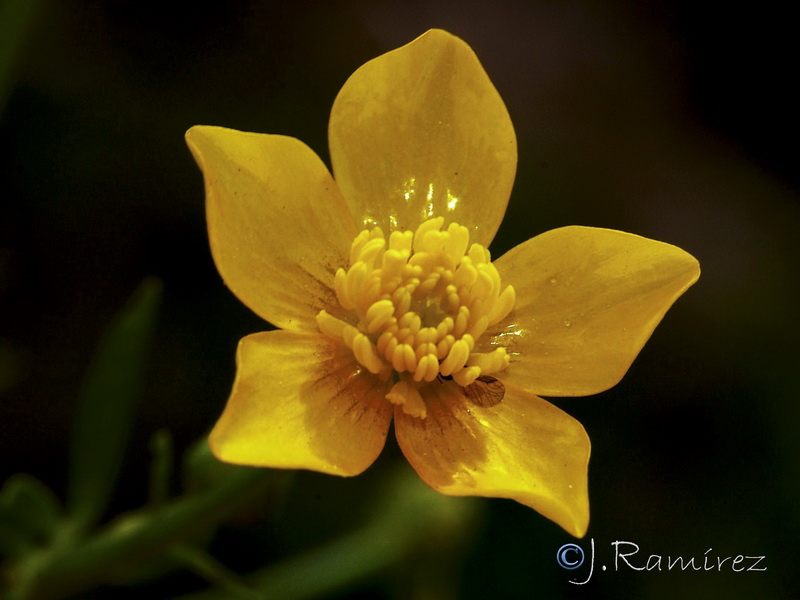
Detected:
left=185, top=29, right=699, bottom=538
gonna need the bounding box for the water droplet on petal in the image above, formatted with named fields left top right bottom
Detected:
left=563, top=319, right=572, bottom=327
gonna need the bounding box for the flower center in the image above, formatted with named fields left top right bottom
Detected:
left=316, top=217, right=515, bottom=418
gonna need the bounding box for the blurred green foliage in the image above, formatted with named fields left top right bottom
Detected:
left=67, top=278, right=161, bottom=533
left=0, top=0, right=43, bottom=114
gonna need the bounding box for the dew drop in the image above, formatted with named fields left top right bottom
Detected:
left=549, top=277, right=557, bottom=284
left=563, top=319, right=572, bottom=327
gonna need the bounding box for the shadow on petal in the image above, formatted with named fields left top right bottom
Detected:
left=394, top=380, right=490, bottom=489
left=394, top=379, right=590, bottom=537
left=210, top=331, right=393, bottom=476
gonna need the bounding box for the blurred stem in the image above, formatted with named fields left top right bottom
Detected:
left=148, top=430, right=173, bottom=508
left=8, top=466, right=274, bottom=600
left=237, top=516, right=416, bottom=599
left=177, top=467, right=480, bottom=600
left=6, top=461, right=478, bottom=600
left=170, top=544, right=261, bottom=600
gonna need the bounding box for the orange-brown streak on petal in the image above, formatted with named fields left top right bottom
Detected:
left=210, top=330, right=393, bottom=476
left=186, top=126, right=359, bottom=332
left=329, top=29, right=516, bottom=246
left=488, top=226, right=701, bottom=396
left=394, top=379, right=590, bottom=537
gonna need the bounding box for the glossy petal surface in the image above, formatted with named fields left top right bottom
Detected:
left=329, top=29, right=516, bottom=247
left=186, top=126, right=359, bottom=332
left=395, top=380, right=590, bottom=537
left=487, top=226, right=701, bottom=396
left=210, top=330, right=393, bottom=476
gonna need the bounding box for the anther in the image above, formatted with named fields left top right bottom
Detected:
left=440, top=339, right=470, bottom=376
left=365, top=300, right=395, bottom=333
left=320, top=217, right=516, bottom=419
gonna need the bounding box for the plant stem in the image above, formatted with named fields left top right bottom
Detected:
left=8, top=466, right=274, bottom=600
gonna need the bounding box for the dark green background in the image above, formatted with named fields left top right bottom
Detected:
left=2, top=1, right=797, bottom=598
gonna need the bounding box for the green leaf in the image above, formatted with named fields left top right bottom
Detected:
left=22, top=465, right=275, bottom=600
left=66, top=277, right=162, bottom=532
left=0, top=0, right=44, bottom=115
left=175, top=466, right=482, bottom=600
left=0, top=474, right=62, bottom=559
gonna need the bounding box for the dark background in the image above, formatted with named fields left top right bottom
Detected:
left=2, top=1, right=797, bottom=598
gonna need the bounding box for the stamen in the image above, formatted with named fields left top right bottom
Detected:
left=453, top=306, right=470, bottom=337
left=467, top=347, right=510, bottom=375
left=365, top=300, right=395, bottom=333
left=468, top=315, right=489, bottom=341
left=349, top=230, right=371, bottom=265
left=353, top=333, right=384, bottom=374
left=487, top=284, right=516, bottom=325
left=386, top=380, right=427, bottom=418
left=316, top=310, right=348, bottom=340
left=413, top=353, right=439, bottom=382
left=318, top=217, right=516, bottom=419
left=440, top=339, right=470, bottom=376
left=437, top=334, right=455, bottom=360
left=453, top=365, right=481, bottom=387
left=389, top=230, right=413, bottom=253
left=436, top=317, right=453, bottom=339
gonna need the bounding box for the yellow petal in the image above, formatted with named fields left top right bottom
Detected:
left=394, top=380, right=590, bottom=537
left=329, top=29, right=516, bottom=247
left=489, top=226, right=700, bottom=396
left=209, top=330, right=393, bottom=476
left=186, top=126, right=359, bottom=332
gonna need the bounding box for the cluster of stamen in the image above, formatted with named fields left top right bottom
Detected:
left=316, top=217, right=515, bottom=418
